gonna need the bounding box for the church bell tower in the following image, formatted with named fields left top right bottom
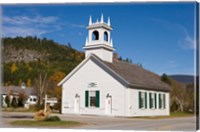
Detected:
left=83, top=14, right=115, bottom=63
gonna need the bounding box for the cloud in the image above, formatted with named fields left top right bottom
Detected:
left=3, top=15, right=60, bottom=37
left=3, top=26, right=47, bottom=37
left=178, top=34, right=196, bottom=50
left=3, top=16, right=58, bottom=25
left=70, top=23, right=85, bottom=28
left=151, top=18, right=195, bottom=50
left=3, top=14, right=86, bottom=38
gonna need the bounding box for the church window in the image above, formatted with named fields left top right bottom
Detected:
left=139, top=91, right=147, bottom=109
left=159, top=93, right=166, bottom=109
left=85, top=90, right=100, bottom=108
left=104, top=31, right=108, bottom=41
left=92, top=30, right=99, bottom=40
left=149, top=93, right=155, bottom=109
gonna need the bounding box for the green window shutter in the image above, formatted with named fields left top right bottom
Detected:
left=95, top=91, right=100, bottom=107
left=85, top=91, right=89, bottom=107
left=139, top=91, right=142, bottom=108
left=145, top=92, right=147, bottom=109
left=154, top=93, right=157, bottom=109
left=159, top=94, right=161, bottom=109
left=149, top=93, right=152, bottom=109
left=163, top=94, right=166, bottom=109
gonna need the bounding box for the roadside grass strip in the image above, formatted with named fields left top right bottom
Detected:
left=10, top=120, right=84, bottom=127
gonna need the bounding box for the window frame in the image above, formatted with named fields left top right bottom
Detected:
left=159, top=93, right=166, bottom=109
left=85, top=90, right=100, bottom=108
left=149, top=93, right=155, bottom=109
left=89, top=91, right=96, bottom=107
left=139, top=91, right=146, bottom=109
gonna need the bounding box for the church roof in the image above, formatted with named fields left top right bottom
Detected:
left=58, top=54, right=171, bottom=92
left=1, top=86, right=37, bottom=95
left=103, top=60, right=171, bottom=92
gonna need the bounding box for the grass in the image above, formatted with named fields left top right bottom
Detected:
left=10, top=120, right=83, bottom=128
left=2, top=107, right=37, bottom=112
left=170, top=112, right=194, bottom=117
left=134, top=112, right=194, bottom=119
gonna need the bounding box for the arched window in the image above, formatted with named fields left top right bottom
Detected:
left=104, top=31, right=108, bottom=41
left=92, top=30, right=99, bottom=40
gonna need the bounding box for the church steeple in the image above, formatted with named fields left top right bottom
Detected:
left=100, top=14, right=104, bottom=23
left=83, top=14, right=115, bottom=63
left=89, top=16, right=92, bottom=25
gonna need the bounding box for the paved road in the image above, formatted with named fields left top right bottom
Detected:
left=0, top=112, right=196, bottom=131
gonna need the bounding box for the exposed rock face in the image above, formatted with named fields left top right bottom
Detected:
left=2, top=45, right=49, bottom=63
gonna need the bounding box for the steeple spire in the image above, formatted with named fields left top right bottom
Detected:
left=107, top=17, right=110, bottom=26
left=100, top=14, right=104, bottom=23
left=110, top=38, right=113, bottom=47
left=89, top=15, right=92, bottom=25
left=85, top=37, right=88, bottom=45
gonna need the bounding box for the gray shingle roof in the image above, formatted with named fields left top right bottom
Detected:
left=103, top=60, right=171, bottom=92
left=1, top=86, right=36, bottom=95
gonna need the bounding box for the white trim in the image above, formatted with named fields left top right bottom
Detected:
left=58, top=54, right=92, bottom=86
left=83, top=44, right=115, bottom=51
left=58, top=54, right=129, bottom=87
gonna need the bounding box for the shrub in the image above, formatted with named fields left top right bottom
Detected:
left=34, top=110, right=50, bottom=121
left=36, top=103, right=44, bottom=111
left=53, top=101, right=61, bottom=113
left=18, top=92, right=27, bottom=107
left=17, top=97, right=24, bottom=107
left=45, top=116, right=61, bottom=122
left=11, top=97, right=18, bottom=108
left=5, top=95, right=10, bottom=107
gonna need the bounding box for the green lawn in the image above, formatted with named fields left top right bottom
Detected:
left=169, top=112, right=194, bottom=117
left=10, top=120, right=83, bottom=128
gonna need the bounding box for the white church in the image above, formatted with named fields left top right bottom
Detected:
left=58, top=15, right=171, bottom=117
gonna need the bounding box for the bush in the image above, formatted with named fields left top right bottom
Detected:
left=36, top=103, right=44, bottom=111
left=34, top=110, right=50, bottom=121
left=5, top=95, right=10, bottom=107
left=11, top=97, right=18, bottom=108
left=17, top=97, right=24, bottom=107
left=18, top=92, right=27, bottom=107
left=53, top=101, right=61, bottom=113
left=45, top=116, right=61, bottom=122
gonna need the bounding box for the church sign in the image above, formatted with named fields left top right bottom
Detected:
left=88, top=82, right=97, bottom=88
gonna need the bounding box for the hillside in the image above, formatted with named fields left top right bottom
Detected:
left=2, top=36, right=84, bottom=86
left=169, top=75, right=194, bottom=84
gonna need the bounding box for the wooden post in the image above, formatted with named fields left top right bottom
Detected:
left=44, top=94, right=47, bottom=113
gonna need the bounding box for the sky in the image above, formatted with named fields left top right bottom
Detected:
left=1, top=2, right=197, bottom=76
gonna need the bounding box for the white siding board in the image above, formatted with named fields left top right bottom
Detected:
left=127, top=88, right=170, bottom=117
left=62, top=59, right=126, bottom=116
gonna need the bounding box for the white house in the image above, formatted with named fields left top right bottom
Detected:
left=1, top=86, right=37, bottom=108
left=58, top=15, right=171, bottom=117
